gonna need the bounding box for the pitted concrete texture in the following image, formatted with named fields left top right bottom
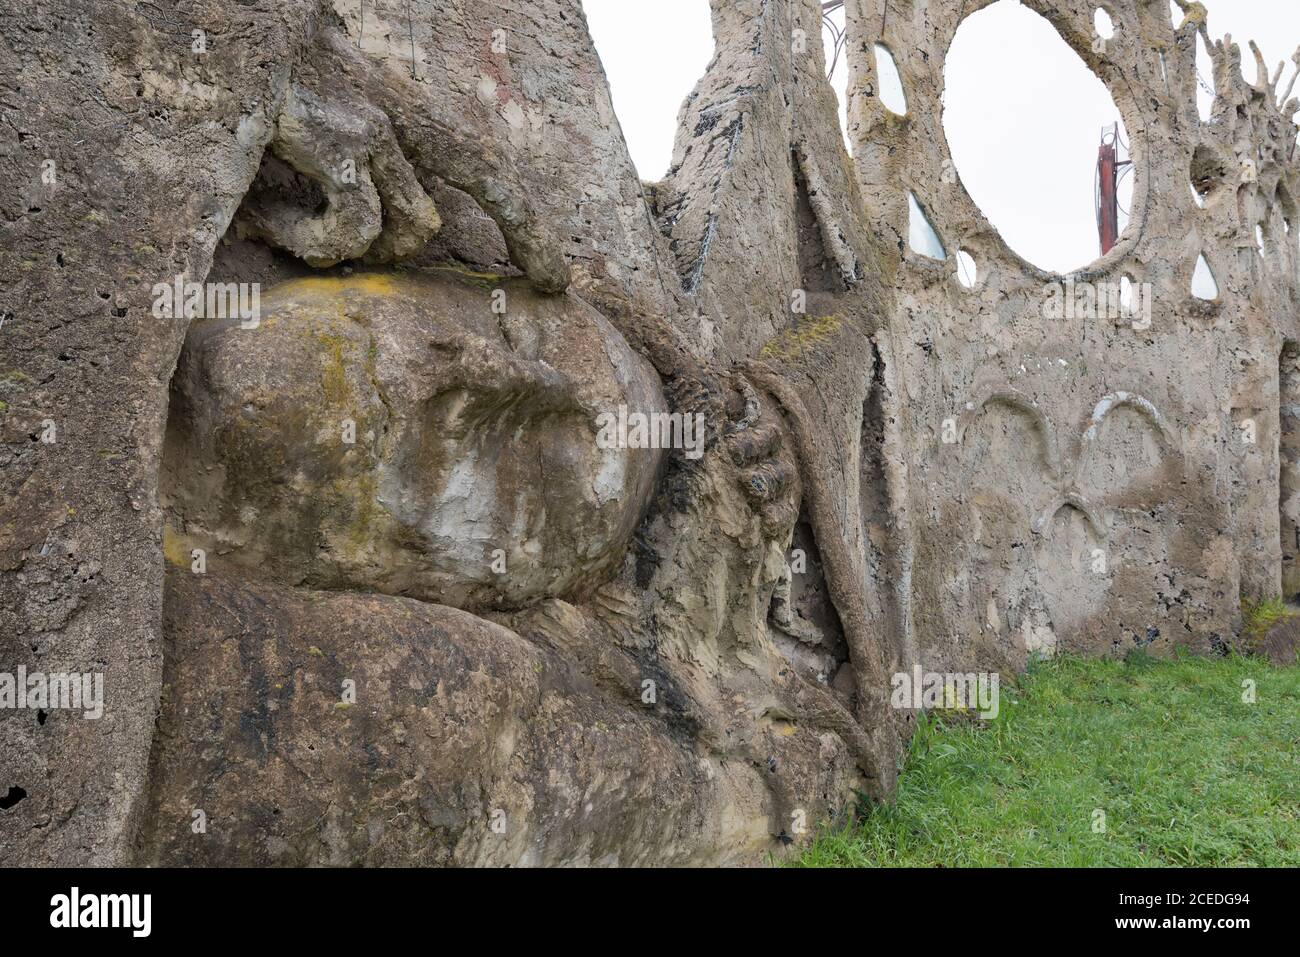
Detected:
left=1, top=0, right=1296, bottom=865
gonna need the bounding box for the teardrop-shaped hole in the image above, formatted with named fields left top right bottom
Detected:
left=1191, top=253, right=1218, bottom=300
left=1119, top=275, right=1134, bottom=311
left=875, top=44, right=908, bottom=115
left=908, top=192, right=947, bottom=260
left=956, top=249, right=977, bottom=287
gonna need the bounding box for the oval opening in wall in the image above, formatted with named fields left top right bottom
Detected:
left=1094, top=8, right=1115, bottom=41
left=942, top=0, right=1136, bottom=274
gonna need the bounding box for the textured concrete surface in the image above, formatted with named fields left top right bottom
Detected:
left=2, top=0, right=1297, bottom=865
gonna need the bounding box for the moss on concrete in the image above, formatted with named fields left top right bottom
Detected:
left=759, top=314, right=844, bottom=361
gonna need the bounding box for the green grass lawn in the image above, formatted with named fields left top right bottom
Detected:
left=793, top=652, right=1300, bottom=866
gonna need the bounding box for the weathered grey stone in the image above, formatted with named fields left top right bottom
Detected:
left=3, top=0, right=1299, bottom=867
left=234, top=80, right=442, bottom=267
left=0, top=0, right=325, bottom=867
left=162, top=270, right=665, bottom=612
left=137, top=569, right=781, bottom=866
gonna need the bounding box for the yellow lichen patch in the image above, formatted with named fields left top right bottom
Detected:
left=1178, top=2, right=1208, bottom=29
left=261, top=273, right=405, bottom=305
left=314, top=328, right=353, bottom=406
left=759, top=314, right=843, bottom=362
left=162, top=524, right=198, bottom=568
left=324, top=471, right=385, bottom=563
left=429, top=264, right=507, bottom=288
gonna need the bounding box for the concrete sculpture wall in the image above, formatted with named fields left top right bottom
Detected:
left=1, top=0, right=1295, bottom=866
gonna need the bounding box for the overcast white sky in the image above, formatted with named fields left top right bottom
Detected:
left=582, top=0, right=1300, bottom=274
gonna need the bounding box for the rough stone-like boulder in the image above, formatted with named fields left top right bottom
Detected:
left=234, top=82, right=442, bottom=267
left=162, top=270, right=664, bottom=611
left=138, top=569, right=778, bottom=866
left=1258, top=614, right=1300, bottom=667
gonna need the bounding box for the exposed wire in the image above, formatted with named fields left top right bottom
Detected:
left=957, top=251, right=974, bottom=287
left=1094, top=164, right=1103, bottom=233
left=407, top=0, right=417, bottom=79
left=1115, top=131, right=1133, bottom=221
left=821, top=5, right=852, bottom=80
